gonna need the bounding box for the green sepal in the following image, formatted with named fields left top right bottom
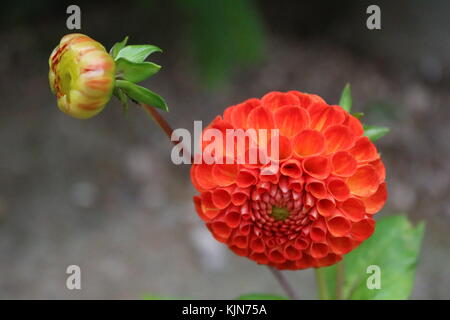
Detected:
left=352, top=112, right=364, bottom=119
left=115, top=80, right=168, bottom=112
left=339, top=83, right=352, bottom=112
left=364, top=125, right=390, bottom=141
left=110, top=36, right=129, bottom=59
left=115, top=45, right=162, bottom=63
left=115, top=58, right=161, bottom=83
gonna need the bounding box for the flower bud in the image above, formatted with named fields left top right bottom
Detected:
left=49, top=34, right=115, bottom=119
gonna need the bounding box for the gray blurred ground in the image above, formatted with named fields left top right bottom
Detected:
left=0, top=1, right=449, bottom=299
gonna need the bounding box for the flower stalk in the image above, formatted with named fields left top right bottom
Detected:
left=268, top=267, right=299, bottom=300
left=335, top=261, right=345, bottom=300
left=138, top=102, right=174, bottom=143
left=315, top=268, right=330, bottom=300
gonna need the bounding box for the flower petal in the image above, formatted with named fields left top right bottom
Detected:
left=230, top=98, right=260, bottom=129
left=231, top=187, right=251, bottom=206
left=339, top=197, right=366, bottom=222
left=351, top=218, right=375, bottom=241
left=293, top=130, right=325, bottom=157
left=280, top=159, right=303, bottom=178
left=212, top=188, right=232, bottom=209
left=362, top=182, right=387, bottom=214
left=302, top=156, right=331, bottom=180
left=211, top=221, right=232, bottom=239
left=274, top=105, right=310, bottom=137
left=327, top=178, right=350, bottom=201
left=347, top=165, right=380, bottom=197
left=310, top=105, right=346, bottom=131
left=331, top=151, right=357, bottom=177
left=349, top=136, right=379, bottom=162
left=315, top=198, right=335, bottom=217
left=324, top=124, right=355, bottom=153
left=236, top=168, right=258, bottom=188
left=288, top=91, right=326, bottom=109
left=310, top=243, right=329, bottom=259
left=261, top=91, right=300, bottom=111
left=370, top=158, right=386, bottom=182
left=326, top=216, right=352, bottom=237
left=268, top=135, right=292, bottom=161
left=246, top=106, right=275, bottom=130
left=305, top=177, right=328, bottom=199
left=327, top=235, right=353, bottom=254
left=193, top=164, right=217, bottom=190
left=344, top=114, right=364, bottom=136
left=212, top=163, right=239, bottom=187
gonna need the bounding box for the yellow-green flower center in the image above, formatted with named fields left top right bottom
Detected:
left=271, top=206, right=291, bottom=221
left=57, top=50, right=79, bottom=101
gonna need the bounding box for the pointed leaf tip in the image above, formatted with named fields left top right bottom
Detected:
left=115, top=45, right=162, bottom=63
left=339, top=83, right=352, bottom=112
left=363, top=125, right=390, bottom=141
left=110, top=36, right=129, bottom=59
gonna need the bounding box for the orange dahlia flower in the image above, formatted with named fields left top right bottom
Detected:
left=191, top=91, right=387, bottom=270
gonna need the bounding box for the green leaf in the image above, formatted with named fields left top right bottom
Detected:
left=364, top=125, right=390, bottom=141
left=322, top=215, right=425, bottom=300
left=115, top=45, right=162, bottom=63
left=236, top=293, right=289, bottom=300
left=110, top=36, right=129, bottom=59
left=115, top=80, right=168, bottom=111
left=339, top=83, right=352, bottom=112
left=352, top=112, right=364, bottom=119
left=115, top=58, right=161, bottom=83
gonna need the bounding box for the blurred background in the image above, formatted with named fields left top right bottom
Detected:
left=0, top=0, right=449, bottom=299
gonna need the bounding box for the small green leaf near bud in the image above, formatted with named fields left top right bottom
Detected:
left=115, top=80, right=168, bottom=111
left=110, top=36, right=129, bottom=59
left=115, top=45, right=162, bottom=63
left=115, top=58, right=161, bottom=83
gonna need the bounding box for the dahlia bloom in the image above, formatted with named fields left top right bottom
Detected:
left=49, top=34, right=115, bottom=119
left=191, top=91, right=387, bottom=270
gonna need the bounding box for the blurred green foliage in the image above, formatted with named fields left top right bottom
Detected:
left=321, top=215, right=425, bottom=300
left=177, top=0, right=265, bottom=87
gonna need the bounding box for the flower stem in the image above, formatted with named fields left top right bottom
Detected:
left=268, top=267, right=299, bottom=300
left=335, top=261, right=345, bottom=300
left=315, top=268, right=330, bottom=300
left=139, top=102, right=175, bottom=144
